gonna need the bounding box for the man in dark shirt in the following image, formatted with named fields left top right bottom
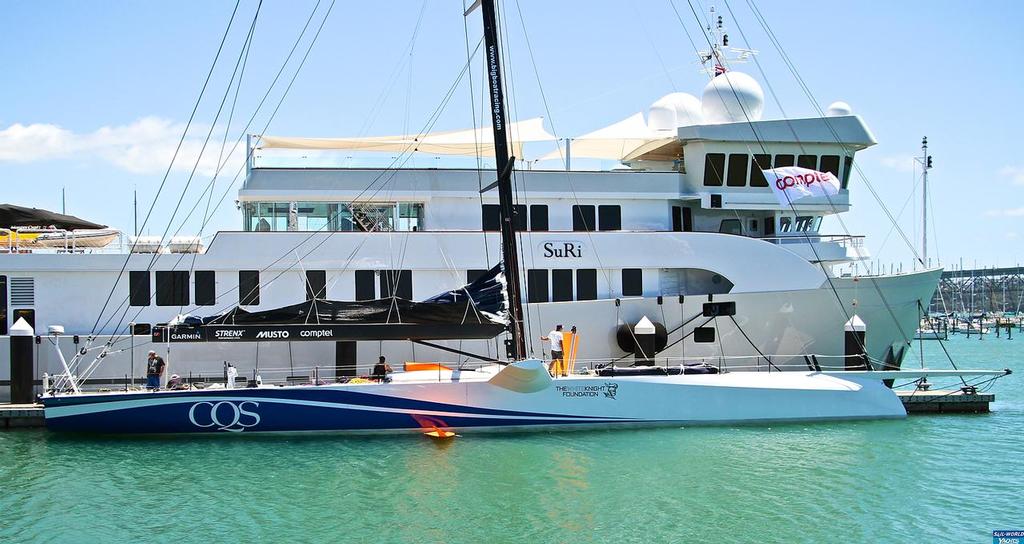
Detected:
left=146, top=350, right=166, bottom=391
left=371, top=356, right=393, bottom=383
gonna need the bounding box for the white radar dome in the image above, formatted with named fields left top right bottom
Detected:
left=647, top=92, right=704, bottom=131
left=826, top=101, right=853, bottom=116
left=700, top=72, right=765, bottom=124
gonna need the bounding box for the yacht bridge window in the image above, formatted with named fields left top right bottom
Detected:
left=243, top=202, right=423, bottom=232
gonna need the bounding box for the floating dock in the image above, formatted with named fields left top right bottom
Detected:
left=0, top=403, right=44, bottom=429
left=896, top=389, right=995, bottom=414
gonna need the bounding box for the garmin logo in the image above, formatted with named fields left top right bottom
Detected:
left=170, top=331, right=202, bottom=341
left=256, top=330, right=290, bottom=339
left=542, top=241, right=583, bottom=259
left=214, top=329, right=244, bottom=339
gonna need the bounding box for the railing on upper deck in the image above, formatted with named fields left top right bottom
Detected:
left=760, top=234, right=864, bottom=248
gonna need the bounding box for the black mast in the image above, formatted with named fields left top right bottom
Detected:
left=479, top=0, right=526, bottom=359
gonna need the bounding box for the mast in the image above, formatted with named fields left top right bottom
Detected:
left=917, top=136, right=933, bottom=266
left=478, top=0, right=527, bottom=359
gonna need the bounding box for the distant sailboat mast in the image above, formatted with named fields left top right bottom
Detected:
left=474, top=0, right=527, bottom=359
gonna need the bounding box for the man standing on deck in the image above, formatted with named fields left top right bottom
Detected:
left=541, top=324, right=564, bottom=377
left=146, top=350, right=166, bottom=391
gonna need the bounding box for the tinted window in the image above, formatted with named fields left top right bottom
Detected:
left=622, top=269, right=642, bottom=297
left=195, top=270, right=216, bottom=306
left=797, top=154, right=817, bottom=170
left=598, top=205, right=621, bottom=230
left=774, top=154, right=795, bottom=167
left=726, top=154, right=748, bottom=186
left=530, top=204, right=549, bottom=231
left=750, top=154, right=771, bottom=187
left=305, top=270, right=327, bottom=300
left=842, top=156, right=854, bottom=188
left=672, top=206, right=682, bottom=232
left=129, top=270, right=150, bottom=307
left=239, top=270, right=260, bottom=306
left=820, top=155, right=841, bottom=177
left=131, top=323, right=151, bottom=336
left=482, top=204, right=500, bottom=231
left=719, top=219, right=742, bottom=235
left=512, top=204, right=528, bottom=232
left=704, top=153, right=725, bottom=186
left=527, top=269, right=549, bottom=303
left=380, top=270, right=412, bottom=300
left=572, top=205, right=595, bottom=232
left=156, top=271, right=189, bottom=306
left=0, top=275, right=6, bottom=335
left=552, top=269, right=573, bottom=302
left=576, top=269, right=597, bottom=301
left=355, top=270, right=375, bottom=301
left=467, top=269, right=488, bottom=284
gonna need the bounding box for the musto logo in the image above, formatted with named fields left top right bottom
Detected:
left=188, top=401, right=261, bottom=432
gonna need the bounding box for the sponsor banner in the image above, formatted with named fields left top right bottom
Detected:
left=153, top=324, right=338, bottom=343
left=763, top=166, right=840, bottom=204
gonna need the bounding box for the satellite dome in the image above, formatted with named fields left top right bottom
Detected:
left=647, top=92, right=704, bottom=131
left=700, top=72, right=765, bottom=124
left=826, top=101, right=853, bottom=116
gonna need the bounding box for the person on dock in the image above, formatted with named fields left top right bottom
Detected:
left=541, top=324, right=564, bottom=377
left=146, top=351, right=166, bottom=391
left=371, top=356, right=393, bottom=383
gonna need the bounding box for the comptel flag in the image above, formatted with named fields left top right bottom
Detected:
left=762, top=166, right=840, bottom=205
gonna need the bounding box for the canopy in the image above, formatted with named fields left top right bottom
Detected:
left=155, top=265, right=509, bottom=343
left=0, top=204, right=107, bottom=230
left=257, top=118, right=555, bottom=158
left=538, top=113, right=674, bottom=162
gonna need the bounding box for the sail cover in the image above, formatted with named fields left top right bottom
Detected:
left=0, top=204, right=107, bottom=229
left=154, top=265, right=508, bottom=343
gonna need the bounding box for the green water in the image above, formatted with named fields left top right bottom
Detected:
left=2, top=336, right=1021, bottom=543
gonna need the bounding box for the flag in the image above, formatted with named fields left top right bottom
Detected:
left=762, top=166, right=840, bottom=204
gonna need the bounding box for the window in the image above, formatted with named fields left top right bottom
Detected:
left=793, top=216, right=822, bottom=232
left=156, top=271, right=189, bottom=306
left=305, top=270, right=327, bottom=300
left=572, top=205, right=596, bottom=232
left=195, top=270, right=216, bottom=306
left=671, top=206, right=693, bottom=232
left=380, top=270, right=412, bottom=300
left=622, top=269, right=643, bottom=297
left=129, top=271, right=150, bottom=307
left=842, top=155, right=854, bottom=188
left=659, top=268, right=734, bottom=296
left=703, top=153, right=725, bottom=186
left=750, top=154, right=771, bottom=187
left=131, top=323, right=151, bottom=336
left=552, top=269, right=573, bottom=302
left=779, top=217, right=792, bottom=233
left=773, top=154, right=795, bottom=168
left=749, top=219, right=758, bottom=232
left=0, top=275, right=6, bottom=335
left=482, top=205, right=500, bottom=231
left=355, top=270, right=375, bottom=301
left=530, top=204, right=549, bottom=231
left=239, top=270, right=260, bottom=306
left=820, top=155, right=841, bottom=178
left=512, top=204, right=527, bottom=231
left=797, top=154, right=817, bottom=170
left=694, top=327, right=716, bottom=343
left=576, top=269, right=597, bottom=301
left=467, top=269, right=488, bottom=284
left=527, top=269, right=549, bottom=303
left=726, top=154, right=748, bottom=187
left=397, top=203, right=424, bottom=231
left=598, top=205, right=621, bottom=230
left=719, top=219, right=742, bottom=235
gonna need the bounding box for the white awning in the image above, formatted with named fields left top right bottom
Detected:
left=257, top=117, right=555, bottom=158
left=538, top=113, right=674, bottom=162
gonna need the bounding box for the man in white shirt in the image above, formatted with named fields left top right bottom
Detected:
left=541, top=324, right=564, bottom=377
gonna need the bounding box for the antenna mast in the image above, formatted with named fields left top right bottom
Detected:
left=476, top=0, right=527, bottom=359
left=915, top=136, right=933, bottom=266
left=697, top=6, right=757, bottom=77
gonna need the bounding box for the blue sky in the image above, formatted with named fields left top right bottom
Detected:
left=1, top=0, right=1021, bottom=270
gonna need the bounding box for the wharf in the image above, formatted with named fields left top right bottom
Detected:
left=896, top=390, right=995, bottom=414
left=0, top=403, right=44, bottom=429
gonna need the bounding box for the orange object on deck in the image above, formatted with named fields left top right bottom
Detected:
left=404, top=362, right=453, bottom=372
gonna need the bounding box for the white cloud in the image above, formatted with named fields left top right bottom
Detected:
left=985, top=207, right=1024, bottom=217
left=878, top=154, right=917, bottom=173
left=998, top=166, right=1024, bottom=185
left=0, top=117, right=240, bottom=177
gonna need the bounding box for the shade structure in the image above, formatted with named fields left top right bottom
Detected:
left=0, top=204, right=107, bottom=229
left=538, top=113, right=673, bottom=162
left=257, top=118, right=555, bottom=158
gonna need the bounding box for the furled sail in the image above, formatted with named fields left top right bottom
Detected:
left=156, top=265, right=508, bottom=343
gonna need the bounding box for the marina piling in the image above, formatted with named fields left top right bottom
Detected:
left=9, top=318, right=34, bottom=405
